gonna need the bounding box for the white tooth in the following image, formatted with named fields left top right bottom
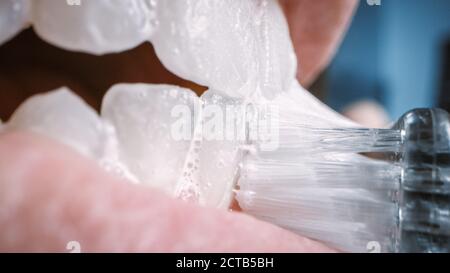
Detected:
left=196, top=91, right=243, bottom=208
left=32, top=0, right=157, bottom=55
left=0, top=0, right=31, bottom=45
left=150, top=0, right=296, bottom=99
left=102, top=83, right=199, bottom=194
left=8, top=87, right=105, bottom=159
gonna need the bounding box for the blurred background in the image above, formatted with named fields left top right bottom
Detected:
left=311, top=0, right=450, bottom=123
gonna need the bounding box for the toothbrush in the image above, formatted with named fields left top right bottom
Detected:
left=236, top=106, right=450, bottom=253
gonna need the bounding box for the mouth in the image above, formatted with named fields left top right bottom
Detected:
left=0, top=27, right=237, bottom=208
left=0, top=0, right=314, bottom=210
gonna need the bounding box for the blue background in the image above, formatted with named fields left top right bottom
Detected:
left=325, top=0, right=450, bottom=119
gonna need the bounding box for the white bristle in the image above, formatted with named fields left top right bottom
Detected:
left=237, top=83, right=402, bottom=252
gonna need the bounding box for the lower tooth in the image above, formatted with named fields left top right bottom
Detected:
left=7, top=86, right=152, bottom=186
left=101, top=83, right=200, bottom=195
left=196, top=91, right=244, bottom=208
left=8, top=87, right=106, bottom=159
left=5, top=84, right=241, bottom=209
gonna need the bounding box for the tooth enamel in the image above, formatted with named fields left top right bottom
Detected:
left=196, top=91, right=243, bottom=208
left=5, top=84, right=241, bottom=208
left=0, top=0, right=31, bottom=45
left=150, top=0, right=296, bottom=99
left=8, top=88, right=126, bottom=179
left=32, top=0, right=158, bottom=55
left=7, top=87, right=141, bottom=183
left=8, top=87, right=107, bottom=159
left=100, top=84, right=244, bottom=207
left=102, top=83, right=200, bottom=194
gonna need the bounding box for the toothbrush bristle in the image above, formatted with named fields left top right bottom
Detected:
left=237, top=89, right=402, bottom=252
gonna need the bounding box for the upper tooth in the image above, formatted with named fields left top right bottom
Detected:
left=1, top=0, right=296, bottom=100
left=150, top=0, right=296, bottom=99
left=0, top=0, right=31, bottom=45
left=32, top=0, right=158, bottom=55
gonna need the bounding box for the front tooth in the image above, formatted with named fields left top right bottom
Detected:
left=32, top=0, right=158, bottom=55
left=151, top=0, right=296, bottom=99
left=196, top=91, right=244, bottom=208
left=8, top=87, right=105, bottom=159
left=102, top=83, right=199, bottom=194
left=0, top=0, right=31, bottom=45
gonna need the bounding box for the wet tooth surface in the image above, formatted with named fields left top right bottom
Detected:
left=8, top=87, right=105, bottom=159
left=196, top=91, right=243, bottom=208
left=32, top=0, right=157, bottom=55
left=151, top=0, right=296, bottom=99
left=0, top=0, right=30, bottom=45
left=102, top=84, right=199, bottom=194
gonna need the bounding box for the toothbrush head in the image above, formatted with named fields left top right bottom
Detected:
left=393, top=108, right=450, bottom=252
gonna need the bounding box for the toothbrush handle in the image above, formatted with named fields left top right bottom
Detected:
left=393, top=108, right=450, bottom=252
